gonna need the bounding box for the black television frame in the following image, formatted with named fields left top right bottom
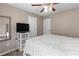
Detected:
left=16, top=23, right=29, bottom=33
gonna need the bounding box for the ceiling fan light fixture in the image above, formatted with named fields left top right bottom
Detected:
left=49, top=6, right=52, bottom=11
left=44, top=6, right=48, bottom=13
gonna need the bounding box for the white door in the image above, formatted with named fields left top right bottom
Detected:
left=28, top=16, right=37, bottom=37
left=43, top=18, right=51, bottom=34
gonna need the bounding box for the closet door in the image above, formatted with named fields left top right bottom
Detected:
left=43, top=18, right=51, bottom=34
left=28, top=16, right=37, bottom=38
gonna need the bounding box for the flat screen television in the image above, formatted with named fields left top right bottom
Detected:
left=16, top=23, right=29, bottom=33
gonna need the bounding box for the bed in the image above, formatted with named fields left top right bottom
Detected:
left=23, top=34, right=79, bottom=56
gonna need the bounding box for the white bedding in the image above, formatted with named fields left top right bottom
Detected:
left=23, top=34, right=79, bottom=56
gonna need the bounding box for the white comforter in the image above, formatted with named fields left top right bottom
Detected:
left=23, top=34, right=79, bottom=56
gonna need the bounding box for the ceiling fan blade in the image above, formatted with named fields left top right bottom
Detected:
left=53, top=3, right=60, bottom=5
left=52, top=7, right=56, bottom=11
left=40, top=8, right=44, bottom=13
left=32, top=4, right=42, bottom=6
left=32, top=3, right=60, bottom=6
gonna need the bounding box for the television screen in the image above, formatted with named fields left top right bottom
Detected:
left=16, top=23, right=29, bottom=33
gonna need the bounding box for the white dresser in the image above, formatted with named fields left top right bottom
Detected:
left=17, top=32, right=29, bottom=51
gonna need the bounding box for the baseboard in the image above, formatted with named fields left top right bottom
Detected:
left=0, top=48, right=18, bottom=56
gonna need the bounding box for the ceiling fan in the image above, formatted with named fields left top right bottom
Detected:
left=32, top=3, right=59, bottom=13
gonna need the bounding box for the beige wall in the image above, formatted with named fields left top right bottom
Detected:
left=0, top=4, right=43, bottom=54
left=51, top=8, right=79, bottom=37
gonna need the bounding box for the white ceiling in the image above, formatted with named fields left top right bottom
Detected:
left=7, top=3, right=79, bottom=17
